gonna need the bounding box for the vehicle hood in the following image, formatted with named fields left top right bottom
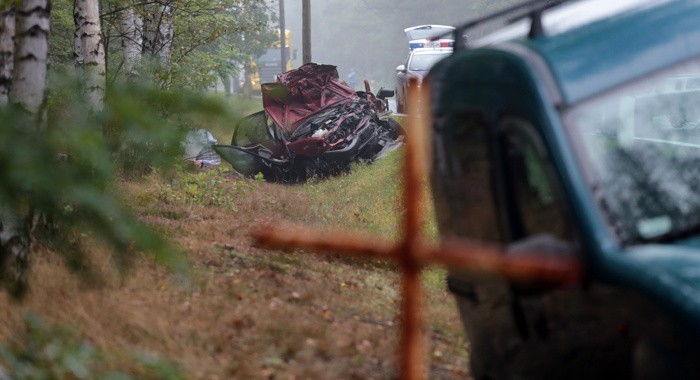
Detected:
left=619, top=238, right=700, bottom=332
left=625, top=238, right=700, bottom=290
left=261, top=63, right=357, bottom=134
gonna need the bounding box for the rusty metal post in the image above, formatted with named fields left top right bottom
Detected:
left=398, top=77, right=429, bottom=380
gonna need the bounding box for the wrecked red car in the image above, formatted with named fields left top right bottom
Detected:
left=214, top=63, right=403, bottom=182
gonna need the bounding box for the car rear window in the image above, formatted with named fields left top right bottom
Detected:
left=409, top=52, right=452, bottom=71
left=405, top=25, right=454, bottom=41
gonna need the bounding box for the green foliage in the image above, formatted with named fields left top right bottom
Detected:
left=0, top=313, right=185, bottom=380
left=168, top=0, right=279, bottom=89
left=47, top=0, right=74, bottom=73
left=49, top=0, right=278, bottom=89
left=1, top=72, right=244, bottom=294
left=0, top=102, right=181, bottom=286
left=156, top=167, right=253, bottom=210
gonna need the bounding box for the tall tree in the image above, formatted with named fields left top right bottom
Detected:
left=73, top=0, right=105, bottom=111
left=10, top=0, right=50, bottom=115
left=119, top=3, right=142, bottom=79
left=1, top=0, right=51, bottom=296
left=0, top=4, right=14, bottom=104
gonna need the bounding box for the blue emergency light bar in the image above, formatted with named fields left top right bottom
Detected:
left=409, top=40, right=455, bottom=50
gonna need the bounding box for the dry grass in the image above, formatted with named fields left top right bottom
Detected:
left=0, top=151, right=470, bottom=379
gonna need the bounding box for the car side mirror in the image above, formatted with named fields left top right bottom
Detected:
left=396, top=64, right=406, bottom=72
left=377, top=88, right=395, bottom=99
left=506, top=234, right=582, bottom=295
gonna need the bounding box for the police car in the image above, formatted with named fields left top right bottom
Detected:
left=404, top=24, right=455, bottom=50
left=395, top=25, right=454, bottom=114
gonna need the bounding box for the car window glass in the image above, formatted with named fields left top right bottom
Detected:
left=405, top=25, right=454, bottom=41
left=409, top=53, right=451, bottom=71
left=566, top=60, right=700, bottom=242
left=432, top=112, right=505, bottom=242
left=686, top=78, right=700, bottom=90
left=500, top=117, right=571, bottom=241
left=233, top=111, right=273, bottom=146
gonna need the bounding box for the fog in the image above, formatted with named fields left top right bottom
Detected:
left=281, top=0, right=526, bottom=91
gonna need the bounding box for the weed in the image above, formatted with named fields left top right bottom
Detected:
left=155, top=168, right=244, bottom=210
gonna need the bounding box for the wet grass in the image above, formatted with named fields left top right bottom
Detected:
left=0, top=132, right=469, bottom=379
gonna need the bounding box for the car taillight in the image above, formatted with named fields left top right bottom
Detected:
left=439, top=41, right=454, bottom=48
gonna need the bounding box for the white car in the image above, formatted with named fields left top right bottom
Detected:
left=395, top=47, right=452, bottom=114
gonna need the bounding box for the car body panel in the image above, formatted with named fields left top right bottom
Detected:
left=529, top=0, right=700, bottom=104
left=428, top=0, right=700, bottom=378
left=261, top=64, right=357, bottom=133
left=395, top=48, right=452, bottom=114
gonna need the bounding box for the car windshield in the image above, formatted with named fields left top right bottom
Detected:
left=565, top=60, right=700, bottom=243
left=409, top=52, right=451, bottom=71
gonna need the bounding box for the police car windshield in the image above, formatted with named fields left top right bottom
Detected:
left=409, top=52, right=451, bottom=71
left=565, top=59, right=700, bottom=244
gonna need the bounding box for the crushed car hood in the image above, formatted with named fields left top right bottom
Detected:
left=261, top=64, right=357, bottom=134
left=215, top=62, right=403, bottom=182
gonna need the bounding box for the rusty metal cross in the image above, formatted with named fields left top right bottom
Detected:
left=253, top=82, right=581, bottom=380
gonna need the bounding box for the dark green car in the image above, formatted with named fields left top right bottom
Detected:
left=428, top=0, right=700, bottom=378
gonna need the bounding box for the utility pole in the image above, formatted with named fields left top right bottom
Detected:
left=279, top=0, right=287, bottom=75
left=302, top=0, right=311, bottom=64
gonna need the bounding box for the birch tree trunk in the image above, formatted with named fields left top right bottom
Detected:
left=10, top=0, right=50, bottom=116
left=0, top=5, right=14, bottom=105
left=2, top=0, right=51, bottom=297
left=74, top=0, right=105, bottom=112
left=119, top=5, right=142, bottom=79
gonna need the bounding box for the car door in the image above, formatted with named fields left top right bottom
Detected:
left=491, top=115, right=635, bottom=380
left=396, top=53, right=411, bottom=113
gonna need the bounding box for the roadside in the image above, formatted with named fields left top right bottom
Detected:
left=0, top=151, right=470, bottom=379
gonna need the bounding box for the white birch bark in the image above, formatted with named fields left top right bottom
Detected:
left=74, top=0, right=105, bottom=112
left=10, top=0, right=50, bottom=116
left=2, top=0, right=50, bottom=296
left=0, top=6, right=15, bottom=105
left=119, top=6, right=142, bottom=78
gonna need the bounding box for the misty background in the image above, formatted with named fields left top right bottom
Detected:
left=282, top=0, right=527, bottom=91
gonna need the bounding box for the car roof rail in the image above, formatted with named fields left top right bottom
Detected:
left=444, top=0, right=574, bottom=51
